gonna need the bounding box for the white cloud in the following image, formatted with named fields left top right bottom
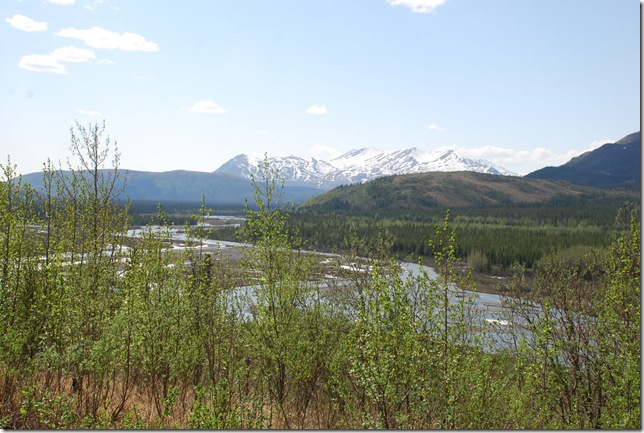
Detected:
left=18, top=46, right=96, bottom=74
left=18, top=54, right=67, bottom=74
left=51, top=46, right=96, bottom=62
left=589, top=138, right=615, bottom=149
left=84, top=0, right=119, bottom=11
left=306, top=104, right=327, bottom=115
left=45, top=0, right=76, bottom=4
left=427, top=123, right=446, bottom=131
left=5, top=14, right=47, bottom=32
left=308, top=144, right=343, bottom=160
left=387, top=0, right=447, bottom=13
left=56, top=26, right=159, bottom=52
left=186, top=100, right=227, bottom=114
left=436, top=141, right=605, bottom=175
left=84, top=0, right=105, bottom=10
left=77, top=109, right=102, bottom=117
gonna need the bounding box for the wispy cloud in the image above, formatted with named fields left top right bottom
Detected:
left=589, top=138, right=615, bottom=149
left=77, top=109, right=102, bottom=117
left=387, top=0, right=447, bottom=13
left=51, top=46, right=97, bottom=62
left=45, top=0, right=76, bottom=5
left=18, top=46, right=96, bottom=74
left=5, top=14, right=47, bottom=32
left=306, top=104, right=327, bottom=115
left=308, top=144, right=343, bottom=160
left=56, top=26, right=159, bottom=52
left=186, top=100, right=227, bottom=114
left=84, top=0, right=104, bottom=10
left=427, top=123, right=446, bottom=131
left=83, top=0, right=119, bottom=11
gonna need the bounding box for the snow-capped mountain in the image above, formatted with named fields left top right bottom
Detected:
left=214, top=147, right=516, bottom=190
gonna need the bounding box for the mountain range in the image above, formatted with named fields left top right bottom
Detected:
left=296, top=134, right=640, bottom=211
left=19, top=169, right=325, bottom=205
left=215, top=147, right=516, bottom=189
left=18, top=132, right=640, bottom=205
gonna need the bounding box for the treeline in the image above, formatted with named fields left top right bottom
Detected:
left=0, top=124, right=640, bottom=429
left=126, top=201, right=247, bottom=226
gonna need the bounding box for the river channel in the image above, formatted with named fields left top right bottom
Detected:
left=127, top=224, right=530, bottom=349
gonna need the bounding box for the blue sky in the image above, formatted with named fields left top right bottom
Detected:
left=1, top=0, right=640, bottom=176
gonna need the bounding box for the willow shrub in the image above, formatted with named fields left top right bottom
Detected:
left=238, top=156, right=344, bottom=428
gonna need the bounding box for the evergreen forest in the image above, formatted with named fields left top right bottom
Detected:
left=0, top=123, right=640, bottom=429
left=288, top=201, right=627, bottom=275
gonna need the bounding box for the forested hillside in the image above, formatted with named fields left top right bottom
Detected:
left=293, top=171, right=638, bottom=274
left=297, top=170, right=638, bottom=212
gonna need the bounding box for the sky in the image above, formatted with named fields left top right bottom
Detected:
left=1, top=0, right=640, bottom=176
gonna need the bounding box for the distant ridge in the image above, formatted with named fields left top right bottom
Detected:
left=17, top=133, right=638, bottom=205
left=525, top=132, right=641, bottom=190
left=20, top=169, right=326, bottom=205
left=16, top=146, right=515, bottom=205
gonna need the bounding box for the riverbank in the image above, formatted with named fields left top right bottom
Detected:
left=417, top=255, right=514, bottom=296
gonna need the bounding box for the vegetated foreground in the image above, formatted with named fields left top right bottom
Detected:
left=0, top=123, right=640, bottom=429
